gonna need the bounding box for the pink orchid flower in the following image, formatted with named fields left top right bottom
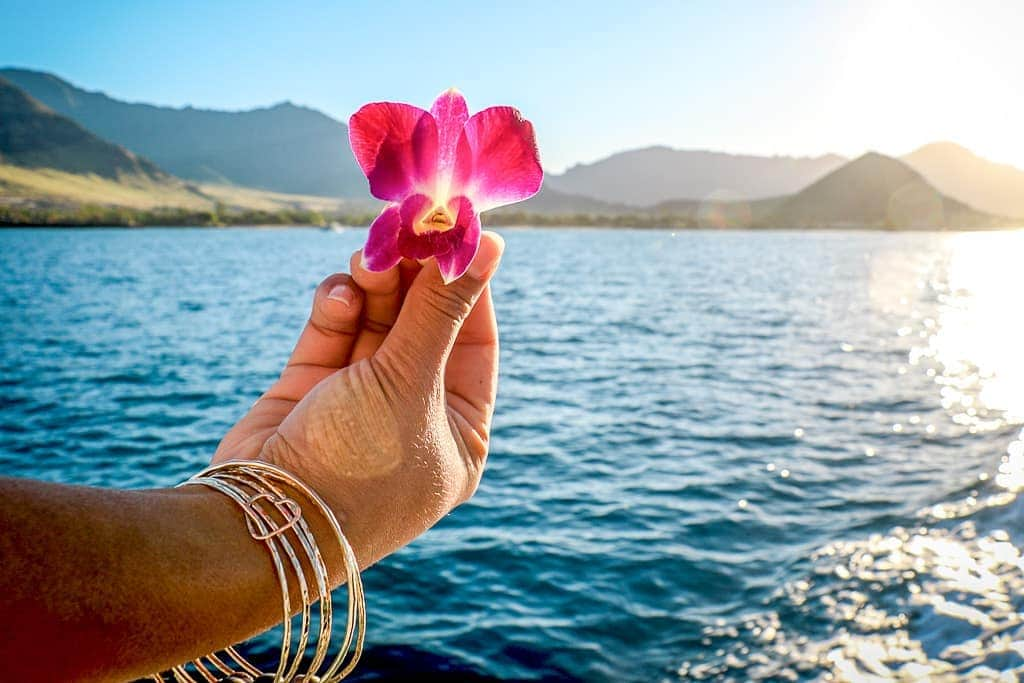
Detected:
left=349, top=88, right=542, bottom=283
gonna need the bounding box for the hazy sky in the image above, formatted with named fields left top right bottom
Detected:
left=2, top=0, right=1022, bottom=172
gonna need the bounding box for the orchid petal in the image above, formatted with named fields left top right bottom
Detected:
left=361, top=204, right=403, bottom=272
left=430, top=89, right=470, bottom=190
left=435, top=197, right=481, bottom=284
left=349, top=103, right=438, bottom=201
left=454, top=106, right=543, bottom=212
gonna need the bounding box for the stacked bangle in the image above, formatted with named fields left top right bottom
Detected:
left=148, top=461, right=365, bottom=682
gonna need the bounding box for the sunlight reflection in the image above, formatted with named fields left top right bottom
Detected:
left=687, top=519, right=1024, bottom=681
left=680, top=231, right=1024, bottom=681
left=917, top=231, right=1024, bottom=427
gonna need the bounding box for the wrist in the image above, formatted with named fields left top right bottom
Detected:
left=162, top=461, right=366, bottom=680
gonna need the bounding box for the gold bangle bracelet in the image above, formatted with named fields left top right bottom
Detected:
left=187, top=474, right=303, bottom=681
left=214, top=461, right=366, bottom=681
left=218, top=469, right=327, bottom=680
left=226, top=469, right=334, bottom=677
left=147, top=460, right=366, bottom=682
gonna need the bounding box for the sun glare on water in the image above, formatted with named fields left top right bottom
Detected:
left=683, top=230, right=1024, bottom=681
left=828, top=231, right=1024, bottom=680
left=913, top=230, right=1024, bottom=497
left=922, top=230, right=1024, bottom=426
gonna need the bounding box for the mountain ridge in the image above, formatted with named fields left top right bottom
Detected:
left=0, top=68, right=1017, bottom=229
left=0, top=76, right=166, bottom=182
left=902, top=141, right=1024, bottom=218
left=507, top=153, right=1007, bottom=229
left=762, top=152, right=1000, bottom=228
left=0, top=67, right=366, bottom=198
left=545, top=145, right=848, bottom=206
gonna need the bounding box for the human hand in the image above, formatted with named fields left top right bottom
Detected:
left=213, top=232, right=505, bottom=570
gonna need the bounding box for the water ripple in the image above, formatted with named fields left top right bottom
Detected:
left=3, top=228, right=1024, bottom=681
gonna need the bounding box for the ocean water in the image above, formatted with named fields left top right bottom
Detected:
left=3, top=227, right=1024, bottom=682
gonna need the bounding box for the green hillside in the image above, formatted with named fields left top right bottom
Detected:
left=0, top=76, right=383, bottom=226
left=1, top=68, right=366, bottom=198
left=0, top=76, right=164, bottom=181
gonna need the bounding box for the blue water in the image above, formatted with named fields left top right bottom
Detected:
left=3, top=227, right=1024, bottom=682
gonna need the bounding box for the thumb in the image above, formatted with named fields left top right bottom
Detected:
left=379, top=231, right=504, bottom=377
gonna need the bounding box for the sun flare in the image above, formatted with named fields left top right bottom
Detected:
left=835, top=1, right=1024, bottom=167
left=923, top=231, right=1024, bottom=424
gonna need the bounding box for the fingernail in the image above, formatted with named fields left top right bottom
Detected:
left=327, top=283, right=355, bottom=306
left=468, top=237, right=504, bottom=281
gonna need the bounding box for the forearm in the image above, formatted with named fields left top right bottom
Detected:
left=0, top=475, right=345, bottom=682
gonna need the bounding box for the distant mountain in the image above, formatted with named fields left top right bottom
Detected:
left=0, top=76, right=164, bottom=180
left=0, top=68, right=366, bottom=198
left=2, top=66, right=1014, bottom=230
left=545, top=146, right=847, bottom=206
left=496, top=184, right=633, bottom=215
left=902, top=142, right=1024, bottom=219
left=499, top=154, right=1006, bottom=229
left=760, top=152, right=1001, bottom=229
left=0, top=77, right=374, bottom=219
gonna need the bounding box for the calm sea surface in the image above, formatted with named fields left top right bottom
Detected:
left=3, top=227, right=1024, bottom=681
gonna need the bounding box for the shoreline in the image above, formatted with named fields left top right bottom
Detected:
left=2, top=223, right=1022, bottom=233
left=3, top=207, right=1018, bottom=232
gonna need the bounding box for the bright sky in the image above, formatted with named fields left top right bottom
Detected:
left=2, top=0, right=1022, bottom=172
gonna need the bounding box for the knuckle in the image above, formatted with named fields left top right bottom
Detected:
left=460, top=454, right=487, bottom=504
left=374, top=343, right=445, bottom=404
left=260, top=430, right=305, bottom=472
left=365, top=353, right=413, bottom=401
left=446, top=281, right=479, bottom=310
left=308, top=315, right=357, bottom=339
left=421, top=283, right=476, bottom=323
left=361, top=316, right=393, bottom=335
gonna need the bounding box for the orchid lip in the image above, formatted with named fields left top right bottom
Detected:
left=413, top=205, right=455, bottom=235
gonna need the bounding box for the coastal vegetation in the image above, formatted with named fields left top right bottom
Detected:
left=0, top=202, right=348, bottom=227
